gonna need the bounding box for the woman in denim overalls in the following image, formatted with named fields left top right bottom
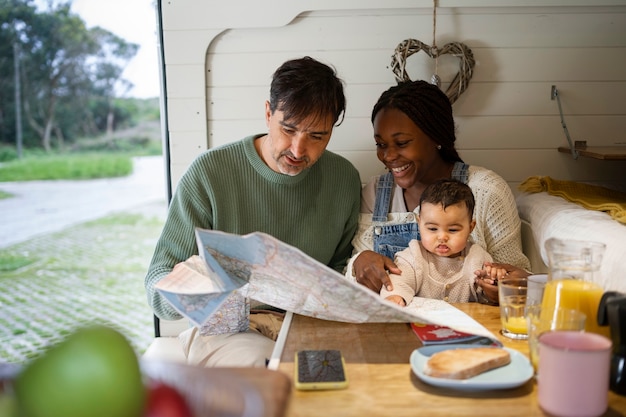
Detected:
left=346, top=81, right=530, bottom=303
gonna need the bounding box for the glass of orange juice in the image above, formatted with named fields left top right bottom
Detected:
left=498, top=277, right=528, bottom=339
left=526, top=305, right=586, bottom=373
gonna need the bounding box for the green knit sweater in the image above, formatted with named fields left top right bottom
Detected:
left=145, top=134, right=362, bottom=320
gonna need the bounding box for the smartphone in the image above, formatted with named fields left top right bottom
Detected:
left=294, top=349, right=348, bottom=391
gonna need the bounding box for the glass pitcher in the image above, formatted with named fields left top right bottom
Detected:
left=540, top=237, right=610, bottom=337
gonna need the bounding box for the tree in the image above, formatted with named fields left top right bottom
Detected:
left=0, top=0, right=39, bottom=147
left=22, top=4, right=98, bottom=150
left=90, top=27, right=139, bottom=136
left=0, top=0, right=139, bottom=151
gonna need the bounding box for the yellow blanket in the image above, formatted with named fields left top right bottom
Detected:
left=518, top=176, right=626, bottom=225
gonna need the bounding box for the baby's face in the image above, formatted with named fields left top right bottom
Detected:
left=418, top=202, right=474, bottom=257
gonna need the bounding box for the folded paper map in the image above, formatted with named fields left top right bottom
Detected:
left=155, top=228, right=499, bottom=343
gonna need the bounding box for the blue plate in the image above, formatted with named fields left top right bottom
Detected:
left=410, top=344, right=533, bottom=390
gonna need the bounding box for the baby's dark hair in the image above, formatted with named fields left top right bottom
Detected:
left=420, top=178, right=475, bottom=218
left=371, top=80, right=463, bottom=163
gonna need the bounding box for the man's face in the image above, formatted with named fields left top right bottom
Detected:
left=261, top=101, right=334, bottom=176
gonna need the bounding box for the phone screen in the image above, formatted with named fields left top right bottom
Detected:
left=295, top=350, right=348, bottom=390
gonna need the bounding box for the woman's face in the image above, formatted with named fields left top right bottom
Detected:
left=373, top=107, right=442, bottom=190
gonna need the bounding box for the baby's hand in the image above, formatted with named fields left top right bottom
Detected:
left=474, top=262, right=509, bottom=285
left=476, top=261, right=530, bottom=284
left=385, top=295, right=406, bottom=306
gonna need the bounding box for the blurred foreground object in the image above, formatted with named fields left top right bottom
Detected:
left=14, top=325, right=146, bottom=417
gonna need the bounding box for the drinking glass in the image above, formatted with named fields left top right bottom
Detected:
left=526, top=305, right=586, bottom=373
left=498, top=277, right=528, bottom=339
left=526, top=274, right=548, bottom=307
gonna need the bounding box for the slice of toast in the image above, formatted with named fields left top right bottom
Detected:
left=423, top=347, right=511, bottom=380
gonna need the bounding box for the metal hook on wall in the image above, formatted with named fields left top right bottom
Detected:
left=551, top=85, right=579, bottom=160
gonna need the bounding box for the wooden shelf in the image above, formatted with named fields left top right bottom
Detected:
left=558, top=146, right=626, bottom=160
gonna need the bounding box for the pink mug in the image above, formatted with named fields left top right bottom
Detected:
left=538, top=331, right=612, bottom=417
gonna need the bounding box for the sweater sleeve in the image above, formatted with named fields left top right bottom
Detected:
left=463, top=243, right=494, bottom=302
left=468, top=167, right=531, bottom=272
left=380, top=242, right=422, bottom=304
left=345, top=179, right=378, bottom=278
left=352, top=179, right=377, bottom=252
left=144, top=169, right=214, bottom=320
left=327, top=162, right=362, bottom=274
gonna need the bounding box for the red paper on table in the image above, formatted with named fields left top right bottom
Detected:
left=411, top=322, right=500, bottom=346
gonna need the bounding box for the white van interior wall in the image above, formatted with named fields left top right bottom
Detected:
left=159, top=2, right=626, bottom=192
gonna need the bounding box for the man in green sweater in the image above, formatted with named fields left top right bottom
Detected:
left=145, top=56, right=361, bottom=367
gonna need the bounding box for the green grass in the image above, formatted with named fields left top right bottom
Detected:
left=0, top=254, right=36, bottom=272
left=0, top=118, right=164, bottom=362
left=0, top=153, right=133, bottom=181
left=0, top=212, right=163, bottom=362
left=0, top=118, right=162, bottom=182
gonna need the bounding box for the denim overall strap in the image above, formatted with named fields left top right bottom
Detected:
left=371, top=173, right=420, bottom=258
left=373, top=222, right=420, bottom=259
left=372, top=172, right=394, bottom=222
left=451, top=161, right=470, bottom=184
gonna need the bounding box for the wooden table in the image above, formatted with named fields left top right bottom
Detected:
left=276, top=303, right=626, bottom=417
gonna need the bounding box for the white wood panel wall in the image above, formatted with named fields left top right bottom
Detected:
left=158, top=1, right=626, bottom=194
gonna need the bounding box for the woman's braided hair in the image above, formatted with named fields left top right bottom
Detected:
left=371, top=80, right=463, bottom=163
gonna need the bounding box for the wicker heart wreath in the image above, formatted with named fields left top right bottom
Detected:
left=390, top=39, right=475, bottom=104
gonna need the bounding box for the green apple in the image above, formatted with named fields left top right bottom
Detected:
left=14, top=325, right=146, bottom=417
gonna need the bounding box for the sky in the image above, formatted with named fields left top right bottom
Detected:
left=70, top=0, right=161, bottom=99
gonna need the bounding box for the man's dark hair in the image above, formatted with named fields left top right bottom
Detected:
left=269, top=56, right=346, bottom=127
left=371, top=80, right=463, bottom=163
left=420, top=178, right=475, bottom=218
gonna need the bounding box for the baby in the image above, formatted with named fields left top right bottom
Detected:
left=381, top=178, right=504, bottom=306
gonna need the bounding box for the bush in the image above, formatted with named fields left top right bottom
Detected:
left=0, top=154, right=133, bottom=181
left=70, top=137, right=152, bottom=153
left=0, top=146, right=18, bottom=162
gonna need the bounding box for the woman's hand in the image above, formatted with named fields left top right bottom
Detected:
left=474, top=278, right=499, bottom=305
left=353, top=250, right=401, bottom=293
left=473, top=262, right=531, bottom=305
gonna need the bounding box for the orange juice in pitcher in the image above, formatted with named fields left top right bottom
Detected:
left=541, top=279, right=609, bottom=337
left=541, top=238, right=610, bottom=338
